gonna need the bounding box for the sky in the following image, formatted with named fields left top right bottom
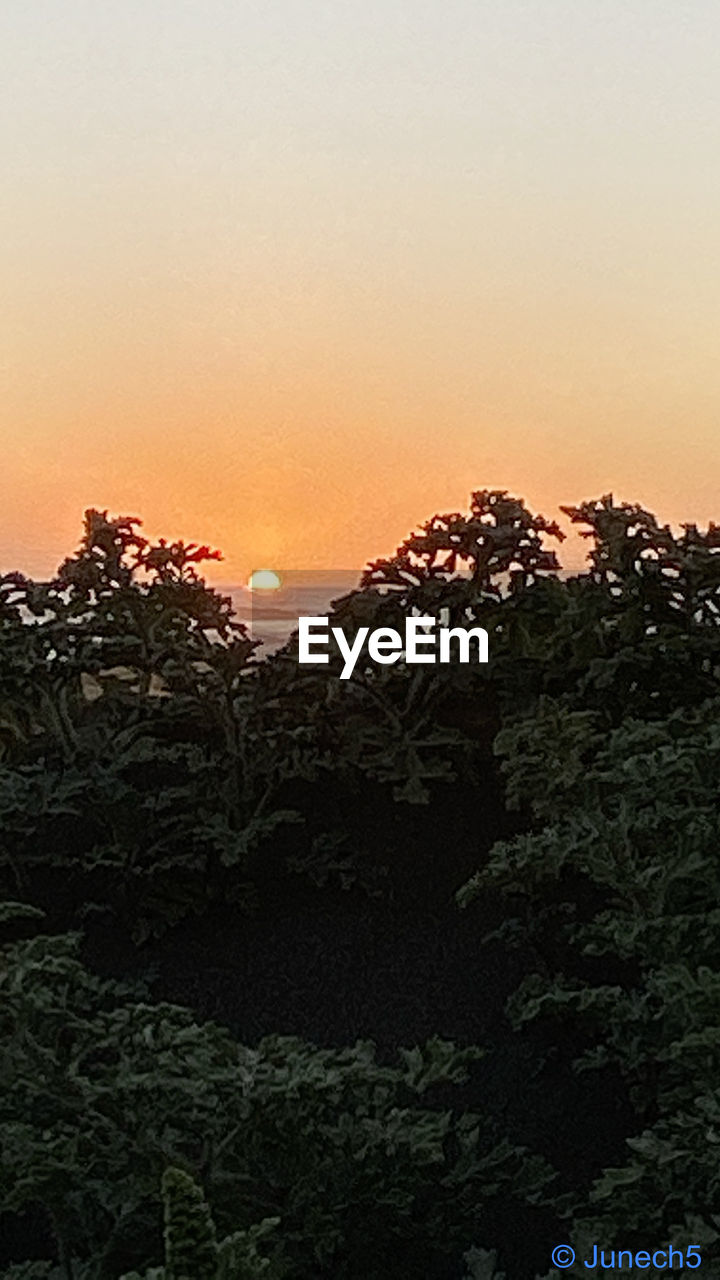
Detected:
left=3, top=0, right=720, bottom=581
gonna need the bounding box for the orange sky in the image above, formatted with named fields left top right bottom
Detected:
left=3, top=2, right=720, bottom=582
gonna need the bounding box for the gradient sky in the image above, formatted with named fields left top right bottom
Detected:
left=3, top=0, right=720, bottom=581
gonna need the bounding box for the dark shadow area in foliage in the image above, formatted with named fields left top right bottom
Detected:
left=84, top=882, right=635, bottom=1188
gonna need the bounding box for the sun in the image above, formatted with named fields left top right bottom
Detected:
left=248, top=568, right=282, bottom=591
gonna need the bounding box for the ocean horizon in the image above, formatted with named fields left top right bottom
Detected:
left=222, top=572, right=362, bottom=654
left=220, top=566, right=579, bottom=654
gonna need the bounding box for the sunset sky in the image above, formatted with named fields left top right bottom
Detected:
left=3, top=1, right=720, bottom=581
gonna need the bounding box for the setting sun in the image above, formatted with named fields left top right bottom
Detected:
left=248, top=569, right=282, bottom=592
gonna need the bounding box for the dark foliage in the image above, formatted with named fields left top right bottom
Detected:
left=2, top=489, right=718, bottom=1277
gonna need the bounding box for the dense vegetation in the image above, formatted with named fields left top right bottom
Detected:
left=2, top=490, right=719, bottom=1277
